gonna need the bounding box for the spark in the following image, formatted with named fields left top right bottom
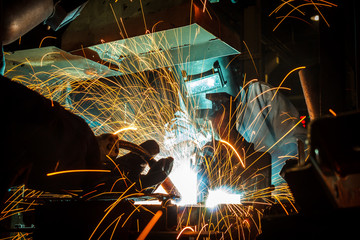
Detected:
left=329, top=108, right=337, bottom=116
left=243, top=116, right=306, bottom=173
left=177, top=226, right=195, bottom=239
left=270, top=0, right=336, bottom=31
left=120, top=17, right=129, bottom=38
left=137, top=210, right=163, bottom=240
left=271, top=66, right=306, bottom=101
left=273, top=195, right=289, bottom=215
left=3, top=3, right=310, bottom=236
left=96, top=214, right=125, bottom=240
left=202, top=0, right=207, bottom=13
left=89, top=182, right=137, bottom=240
left=38, top=36, right=57, bottom=48
left=109, top=3, right=125, bottom=39
left=275, top=15, right=312, bottom=26
left=113, top=126, right=138, bottom=135
left=219, top=140, right=245, bottom=168
left=310, top=0, right=330, bottom=27
left=249, top=87, right=291, bottom=104
left=243, top=41, right=259, bottom=77
left=269, top=0, right=305, bottom=17
left=46, top=169, right=111, bottom=176
left=196, top=224, right=208, bottom=240
left=139, top=0, right=148, bottom=33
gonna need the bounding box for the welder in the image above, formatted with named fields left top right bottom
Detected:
left=165, top=79, right=307, bottom=187
left=96, top=133, right=174, bottom=193
left=0, top=0, right=175, bottom=200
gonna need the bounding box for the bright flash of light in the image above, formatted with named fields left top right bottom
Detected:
left=168, top=165, right=197, bottom=205
left=205, top=188, right=242, bottom=208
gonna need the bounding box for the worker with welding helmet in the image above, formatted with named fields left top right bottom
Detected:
left=165, top=79, right=307, bottom=188
left=235, top=80, right=307, bottom=185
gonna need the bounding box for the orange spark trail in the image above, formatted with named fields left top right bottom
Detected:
left=113, top=126, right=138, bottom=135
left=219, top=139, right=245, bottom=168
left=272, top=2, right=334, bottom=31
left=310, top=0, right=330, bottom=27
left=39, top=36, right=57, bottom=48
left=137, top=210, right=163, bottom=240
left=271, top=66, right=306, bottom=101
left=243, top=41, right=259, bottom=77
left=177, top=226, right=195, bottom=239
left=46, top=169, right=111, bottom=176
left=243, top=116, right=306, bottom=173
left=329, top=109, right=337, bottom=116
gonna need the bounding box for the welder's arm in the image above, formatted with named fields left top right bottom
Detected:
left=112, top=139, right=174, bottom=191
left=267, top=88, right=307, bottom=158
left=115, top=140, right=159, bottom=179
left=139, top=157, right=174, bottom=191
left=238, top=81, right=307, bottom=160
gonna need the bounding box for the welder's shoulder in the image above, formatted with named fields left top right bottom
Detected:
left=247, top=81, right=273, bottom=93
left=245, top=80, right=276, bottom=101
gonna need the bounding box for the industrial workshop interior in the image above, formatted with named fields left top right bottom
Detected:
left=1, top=0, right=359, bottom=239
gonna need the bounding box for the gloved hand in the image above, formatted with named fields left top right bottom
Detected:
left=148, top=157, right=174, bottom=176
left=139, top=157, right=174, bottom=192
left=116, top=139, right=160, bottom=180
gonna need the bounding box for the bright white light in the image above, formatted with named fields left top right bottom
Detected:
left=169, top=166, right=198, bottom=205
left=205, top=188, right=242, bottom=208
left=311, top=15, right=320, bottom=21
left=207, top=77, right=215, bottom=87
left=185, top=74, right=222, bottom=95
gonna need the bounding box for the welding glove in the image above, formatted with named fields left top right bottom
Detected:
left=116, top=139, right=160, bottom=181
